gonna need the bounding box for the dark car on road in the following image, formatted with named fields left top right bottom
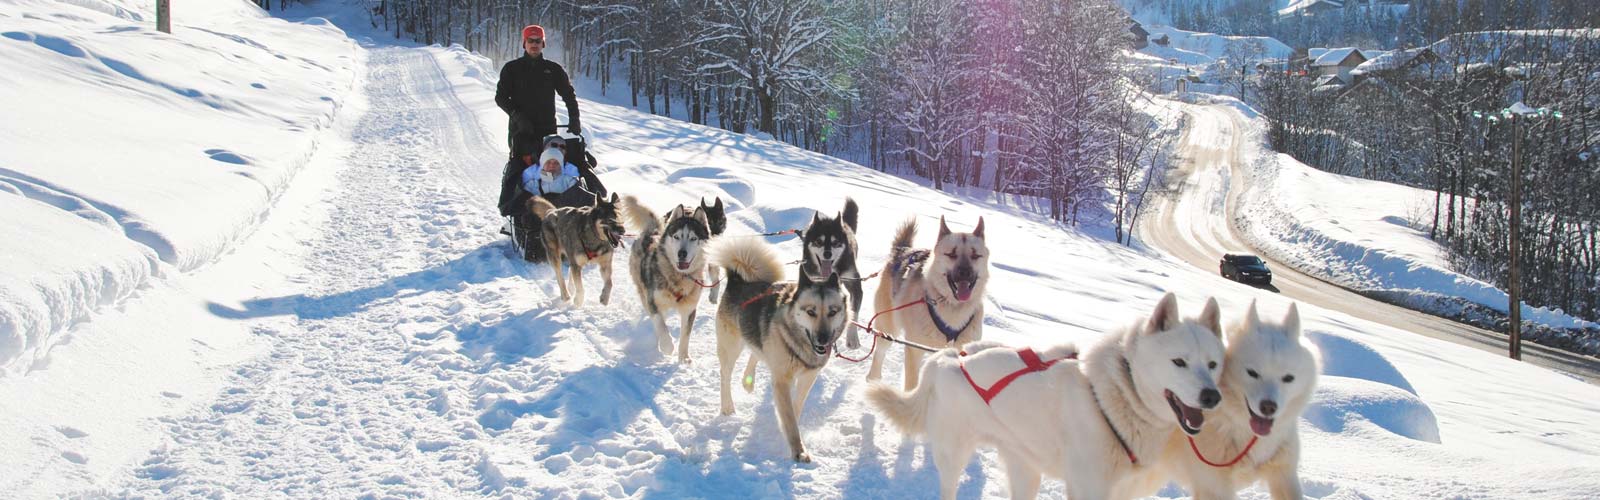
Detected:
left=1220, top=253, right=1272, bottom=284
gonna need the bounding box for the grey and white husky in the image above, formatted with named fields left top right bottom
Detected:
left=709, top=236, right=850, bottom=463
left=528, top=194, right=626, bottom=306
left=799, top=198, right=863, bottom=349
left=620, top=195, right=713, bottom=362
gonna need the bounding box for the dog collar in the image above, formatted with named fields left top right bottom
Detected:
left=923, top=297, right=975, bottom=344
left=1087, top=356, right=1141, bottom=466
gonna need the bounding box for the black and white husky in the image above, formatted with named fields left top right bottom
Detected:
left=620, top=195, right=713, bottom=362
left=799, top=198, right=863, bottom=349
left=709, top=236, right=850, bottom=463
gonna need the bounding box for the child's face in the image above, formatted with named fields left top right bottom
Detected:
left=543, top=159, right=560, bottom=172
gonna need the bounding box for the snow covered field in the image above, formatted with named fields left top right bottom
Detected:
left=3, top=1, right=1600, bottom=498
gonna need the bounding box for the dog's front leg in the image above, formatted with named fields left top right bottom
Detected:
left=707, top=264, right=722, bottom=303
left=792, top=367, right=821, bottom=419
left=676, top=308, right=696, bottom=364
left=569, top=261, right=586, bottom=306
left=652, top=312, right=674, bottom=356
left=771, top=371, right=810, bottom=463
left=598, top=257, right=614, bottom=305
left=903, top=346, right=926, bottom=392
left=844, top=279, right=864, bottom=349
left=1264, top=464, right=1302, bottom=500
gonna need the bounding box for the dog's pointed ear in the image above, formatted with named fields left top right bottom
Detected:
left=974, top=217, right=986, bottom=238
left=693, top=205, right=709, bottom=225
left=798, top=269, right=814, bottom=288
left=700, top=196, right=707, bottom=209
left=811, top=211, right=822, bottom=227
left=609, top=193, right=620, bottom=205
left=671, top=204, right=687, bottom=218
left=1246, top=300, right=1262, bottom=331
left=1284, top=302, right=1302, bottom=339
left=938, top=215, right=952, bottom=240
left=1200, top=297, right=1222, bottom=338
left=1148, top=292, right=1180, bottom=334
left=824, top=272, right=840, bottom=289
left=714, top=197, right=724, bottom=210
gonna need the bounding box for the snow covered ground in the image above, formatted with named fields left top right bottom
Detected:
left=3, top=1, right=1600, bottom=498
left=1200, top=95, right=1600, bottom=350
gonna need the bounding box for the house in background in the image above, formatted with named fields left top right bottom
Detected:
left=1130, top=21, right=1150, bottom=50
left=1309, top=47, right=1368, bottom=85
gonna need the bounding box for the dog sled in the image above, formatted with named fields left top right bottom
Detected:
left=499, top=131, right=606, bottom=263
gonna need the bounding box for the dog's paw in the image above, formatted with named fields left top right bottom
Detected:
left=720, top=404, right=734, bottom=416
left=677, top=355, right=692, bottom=365
left=845, top=325, right=861, bottom=350
left=793, top=451, right=811, bottom=463
left=658, top=337, right=675, bottom=356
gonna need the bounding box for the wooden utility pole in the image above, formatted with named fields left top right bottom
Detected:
left=1508, top=116, right=1523, bottom=361
left=156, top=0, right=171, bottom=34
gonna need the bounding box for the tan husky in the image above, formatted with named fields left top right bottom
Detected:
left=867, top=216, right=990, bottom=390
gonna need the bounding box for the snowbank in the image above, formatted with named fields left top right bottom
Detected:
left=0, top=0, right=358, bottom=373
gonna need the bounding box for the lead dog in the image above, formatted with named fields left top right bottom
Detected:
left=709, top=236, right=850, bottom=463
left=1167, top=301, right=1319, bottom=500
left=868, top=216, right=989, bottom=390
left=620, top=195, right=713, bottom=362
left=868, top=293, right=1226, bottom=500
left=528, top=194, right=625, bottom=306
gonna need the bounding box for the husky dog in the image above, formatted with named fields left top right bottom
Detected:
left=800, top=198, right=863, bottom=349
left=868, top=216, right=990, bottom=390
left=528, top=194, right=626, bottom=306
left=1167, top=301, right=1319, bottom=500
left=709, top=237, right=850, bottom=463
left=867, top=293, right=1226, bottom=500
left=620, top=195, right=713, bottom=362
left=682, top=197, right=728, bottom=303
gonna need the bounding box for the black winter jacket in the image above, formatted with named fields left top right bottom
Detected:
left=495, top=54, right=579, bottom=155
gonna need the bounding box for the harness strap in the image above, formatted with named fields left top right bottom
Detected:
left=740, top=287, right=780, bottom=308
left=1187, top=434, right=1259, bottom=468
left=1101, top=403, right=1140, bottom=465
left=925, top=297, right=976, bottom=343
left=960, top=347, right=1074, bottom=405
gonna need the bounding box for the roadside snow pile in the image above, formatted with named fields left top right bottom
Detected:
left=0, top=0, right=358, bottom=374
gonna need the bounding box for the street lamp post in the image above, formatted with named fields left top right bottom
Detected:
left=1473, top=102, right=1561, bottom=361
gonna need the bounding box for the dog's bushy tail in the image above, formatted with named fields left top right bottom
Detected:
left=890, top=217, right=917, bottom=251
left=618, top=195, right=660, bottom=236
left=707, top=237, right=784, bottom=285
left=866, top=373, right=935, bottom=434
left=528, top=197, right=557, bottom=219
left=842, top=197, right=859, bottom=232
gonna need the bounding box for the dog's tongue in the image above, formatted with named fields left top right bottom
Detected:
left=948, top=276, right=975, bottom=301
left=677, top=261, right=690, bottom=270
left=1250, top=413, right=1274, bottom=436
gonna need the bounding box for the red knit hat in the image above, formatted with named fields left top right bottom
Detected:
left=522, top=25, right=545, bottom=41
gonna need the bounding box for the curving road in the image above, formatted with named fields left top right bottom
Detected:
left=1141, top=104, right=1600, bottom=385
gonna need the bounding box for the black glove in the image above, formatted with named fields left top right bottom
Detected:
left=567, top=120, right=581, bottom=135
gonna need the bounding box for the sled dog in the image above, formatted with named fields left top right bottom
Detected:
left=800, top=198, right=864, bottom=349
left=868, top=216, right=990, bottom=390
left=1167, top=301, right=1319, bottom=500
left=710, top=236, right=850, bottom=463
left=867, top=293, right=1226, bottom=500
left=677, top=197, right=727, bottom=303
left=621, top=195, right=713, bottom=362
left=528, top=194, right=625, bottom=306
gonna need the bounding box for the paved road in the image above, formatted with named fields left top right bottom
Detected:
left=1141, top=104, right=1600, bottom=385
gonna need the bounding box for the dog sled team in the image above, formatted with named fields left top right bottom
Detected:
left=495, top=23, right=1320, bottom=500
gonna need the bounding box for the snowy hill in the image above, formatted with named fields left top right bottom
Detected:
left=3, top=1, right=1600, bottom=498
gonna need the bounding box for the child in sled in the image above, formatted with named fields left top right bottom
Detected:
left=524, top=146, right=596, bottom=208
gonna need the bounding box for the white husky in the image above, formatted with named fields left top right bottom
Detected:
left=867, top=293, right=1227, bottom=500
left=1167, top=301, right=1319, bottom=500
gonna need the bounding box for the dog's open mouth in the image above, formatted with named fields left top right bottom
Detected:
left=1165, top=389, right=1205, bottom=435
left=813, top=258, right=836, bottom=279
left=1248, top=407, right=1275, bottom=436
left=677, top=260, right=691, bottom=271
left=946, top=274, right=977, bottom=302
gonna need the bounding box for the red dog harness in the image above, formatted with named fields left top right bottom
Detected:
left=960, top=347, right=1076, bottom=405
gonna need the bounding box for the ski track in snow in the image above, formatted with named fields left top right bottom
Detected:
left=105, top=45, right=956, bottom=499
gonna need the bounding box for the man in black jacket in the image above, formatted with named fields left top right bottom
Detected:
left=496, top=24, right=580, bottom=159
